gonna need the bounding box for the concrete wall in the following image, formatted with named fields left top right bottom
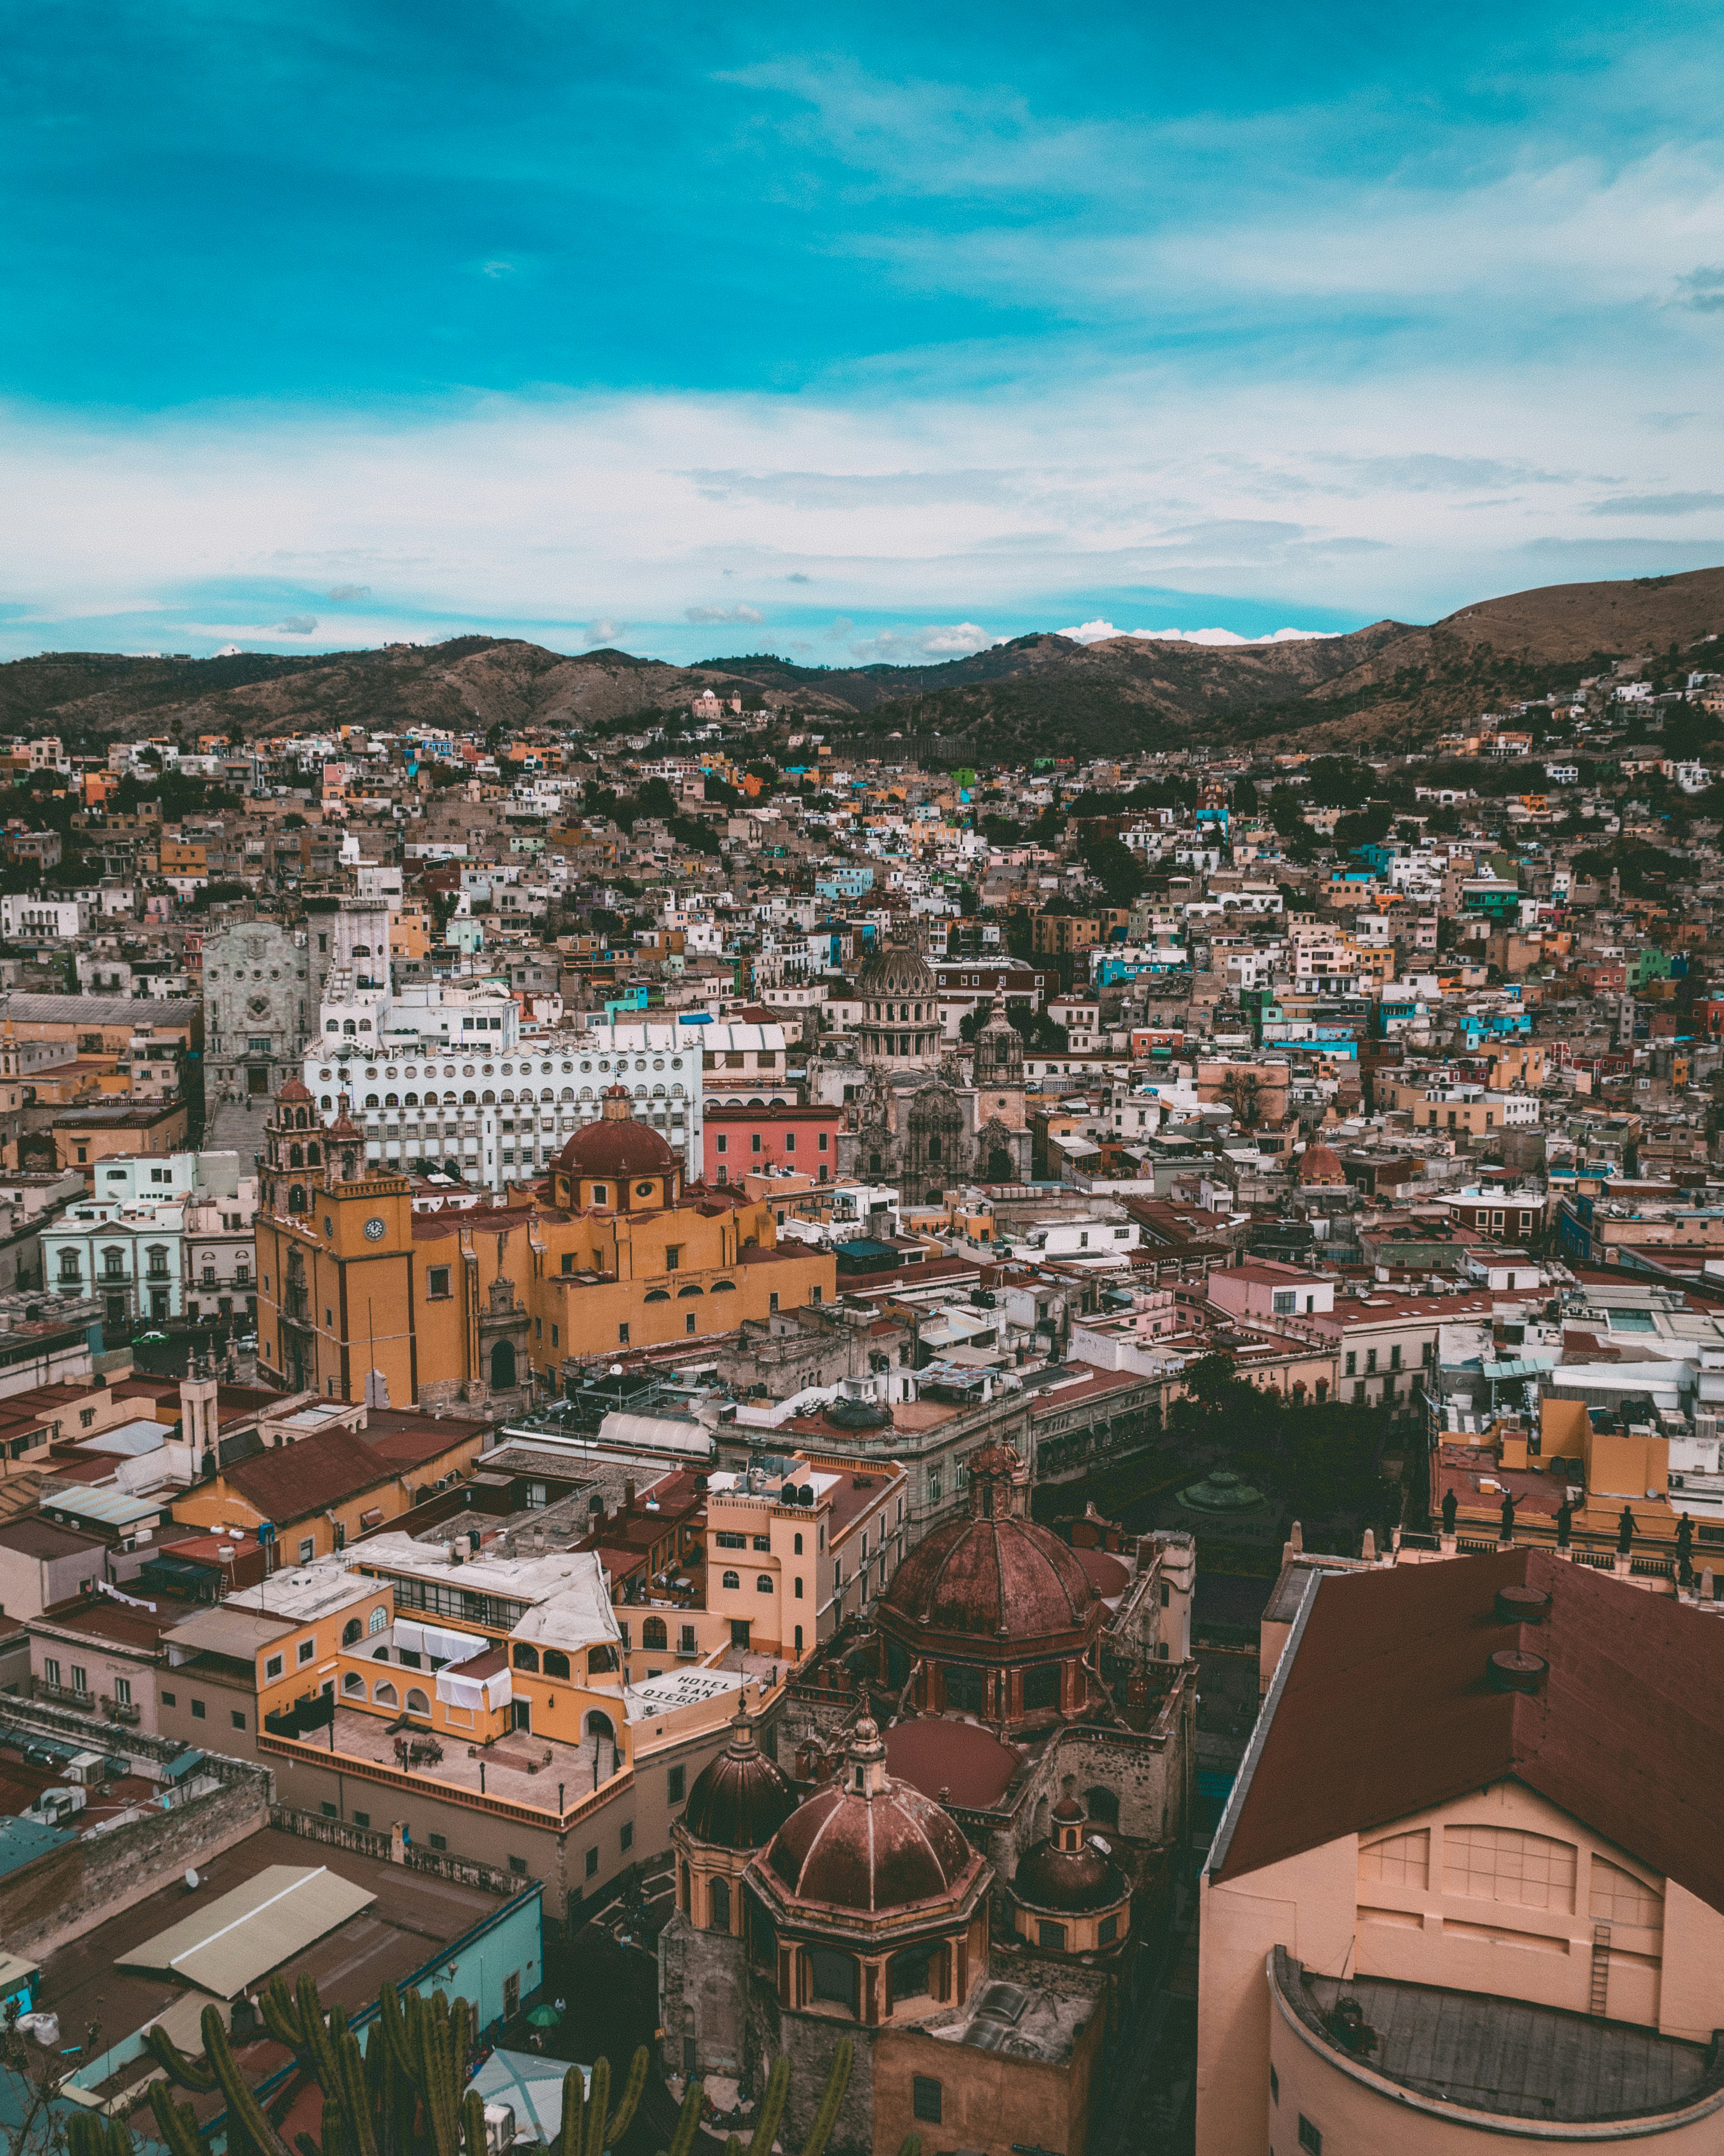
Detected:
left=2, top=1758, right=271, bottom=1959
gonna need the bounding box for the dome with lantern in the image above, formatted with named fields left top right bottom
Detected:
left=1297, top=1141, right=1347, bottom=1186
left=875, top=1442, right=1101, bottom=1722
left=761, top=1719, right=980, bottom=1916
left=682, top=1711, right=799, bottom=1851
left=550, top=1085, right=682, bottom=1210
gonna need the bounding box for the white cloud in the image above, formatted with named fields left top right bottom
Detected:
left=846, top=621, right=1001, bottom=662
left=585, top=618, right=629, bottom=646
left=1127, top=625, right=1340, bottom=645
left=684, top=603, right=765, bottom=624
left=1056, top=618, right=1119, bottom=642
left=275, top=613, right=318, bottom=635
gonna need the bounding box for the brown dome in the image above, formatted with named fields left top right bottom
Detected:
left=276, top=1077, right=313, bottom=1104
left=766, top=1720, right=976, bottom=1914
left=682, top=1714, right=798, bottom=1850
left=1012, top=1795, right=1129, bottom=1915
left=556, top=1085, right=677, bottom=1181
left=880, top=1445, right=1096, bottom=1649
left=1297, top=1142, right=1346, bottom=1185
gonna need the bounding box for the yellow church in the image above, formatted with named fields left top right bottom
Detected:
left=254, top=1078, right=836, bottom=1410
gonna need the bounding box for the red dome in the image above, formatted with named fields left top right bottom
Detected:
left=765, top=1720, right=977, bottom=1915
left=1298, top=1142, right=1346, bottom=1185
left=555, top=1086, right=677, bottom=1181
left=880, top=1507, right=1095, bottom=1645
left=682, top=1715, right=797, bottom=1850
left=276, top=1077, right=313, bottom=1103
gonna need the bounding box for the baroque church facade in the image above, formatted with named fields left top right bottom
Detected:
left=812, top=937, right=1032, bottom=1201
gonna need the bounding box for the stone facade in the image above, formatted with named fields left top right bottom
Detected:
left=203, top=921, right=315, bottom=1159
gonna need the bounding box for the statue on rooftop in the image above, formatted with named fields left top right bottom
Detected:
left=1441, top=1489, right=1457, bottom=1536
left=1618, top=1505, right=1636, bottom=1556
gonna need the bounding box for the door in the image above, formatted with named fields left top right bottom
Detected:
left=151, top=1289, right=169, bottom=1319
left=510, top=1699, right=531, bottom=1732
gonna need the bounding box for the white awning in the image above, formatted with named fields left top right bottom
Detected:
left=117, top=1866, right=375, bottom=1998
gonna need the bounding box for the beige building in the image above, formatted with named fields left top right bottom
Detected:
left=1198, top=1549, right=1724, bottom=2154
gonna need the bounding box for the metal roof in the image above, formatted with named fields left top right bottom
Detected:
left=118, top=1865, right=375, bottom=1996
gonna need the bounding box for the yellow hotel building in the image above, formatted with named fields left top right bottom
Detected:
left=254, top=1078, right=836, bottom=1408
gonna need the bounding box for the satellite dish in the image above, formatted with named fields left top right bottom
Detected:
left=185, top=1867, right=201, bottom=1890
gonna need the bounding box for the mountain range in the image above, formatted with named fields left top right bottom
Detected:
left=4, top=565, right=1721, bottom=764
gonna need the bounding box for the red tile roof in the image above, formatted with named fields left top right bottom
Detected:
left=1211, top=1548, right=1724, bottom=1914
left=220, top=1426, right=399, bottom=1521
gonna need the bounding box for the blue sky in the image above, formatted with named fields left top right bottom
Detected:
left=3, top=0, right=1723, bottom=666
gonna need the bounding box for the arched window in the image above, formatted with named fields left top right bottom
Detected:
left=677, top=1283, right=704, bottom=1298
left=373, top=1680, right=398, bottom=1706
left=364, top=1094, right=379, bottom=1109
left=462, top=1091, right=477, bottom=1106
left=369, top=1606, right=388, bottom=1634
left=482, top=1090, right=496, bottom=1105
left=404, top=1092, right=419, bottom=1106
left=512, top=1642, right=540, bottom=1671
left=543, top=1649, right=570, bottom=1679
left=756, top=1574, right=773, bottom=1593
left=385, top=1093, right=399, bottom=1107
left=709, top=1877, right=731, bottom=1933
left=642, top=1617, right=667, bottom=1651
left=307, top=1141, right=321, bottom=1165
left=342, top=1618, right=362, bottom=1646
left=490, top=1339, right=516, bottom=1390
left=889, top=1942, right=936, bottom=2003
left=342, top=1670, right=364, bottom=1695
left=806, top=1949, right=857, bottom=2012
left=1086, top=1785, right=1120, bottom=1829
left=586, top=1711, right=615, bottom=1742
left=405, top=1688, right=430, bottom=1717
left=722, top=1570, right=740, bottom=1590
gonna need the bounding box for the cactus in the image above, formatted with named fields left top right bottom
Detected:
left=661, top=2078, right=706, bottom=2156
left=893, top=2139, right=921, bottom=2156
left=745, top=2057, right=789, bottom=2156
left=134, top=1974, right=843, bottom=2156
left=795, top=2041, right=852, bottom=2156
left=67, top=2117, right=138, bottom=2156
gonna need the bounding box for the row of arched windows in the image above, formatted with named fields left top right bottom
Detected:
left=720, top=1572, right=776, bottom=1592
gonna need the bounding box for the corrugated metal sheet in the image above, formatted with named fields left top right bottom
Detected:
left=118, top=1865, right=375, bottom=1996
left=594, top=1410, right=712, bottom=1458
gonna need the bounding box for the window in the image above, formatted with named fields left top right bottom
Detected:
left=509, top=1855, right=528, bottom=1876
left=42, top=1657, right=61, bottom=1689
left=265, top=1654, right=283, bottom=1680
left=298, top=1537, right=315, bottom=1564
left=297, top=1636, right=316, bottom=1664
left=618, top=1323, right=629, bottom=1345
left=668, top=1764, right=685, bottom=1802
left=722, top=1570, right=740, bottom=1590
left=586, top=1846, right=600, bottom=1877
left=621, top=1821, right=634, bottom=1852
left=1037, top=1919, right=1065, bottom=1949
left=1298, top=2118, right=1322, bottom=2156
left=191, top=1697, right=206, bottom=1719
left=114, top=1676, right=132, bottom=1705
left=1345, top=1350, right=1357, bottom=1376
left=911, top=2079, right=942, bottom=2125
left=1098, top=1913, right=1117, bottom=1943
left=427, top=1266, right=451, bottom=1298
left=231, top=1708, right=247, bottom=1729
left=756, top=1573, right=773, bottom=1593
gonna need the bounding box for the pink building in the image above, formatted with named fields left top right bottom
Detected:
left=1206, top=1261, right=1335, bottom=1323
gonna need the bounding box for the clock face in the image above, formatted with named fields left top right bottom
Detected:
left=363, top=1216, right=386, bottom=1241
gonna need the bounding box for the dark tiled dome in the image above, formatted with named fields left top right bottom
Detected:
left=766, top=1720, right=976, bottom=1914
left=555, top=1084, right=677, bottom=1180
left=856, top=939, right=937, bottom=1000
left=881, top=1446, right=1095, bottom=1647
left=682, top=1715, right=798, bottom=1850
left=1013, top=1796, right=1129, bottom=1913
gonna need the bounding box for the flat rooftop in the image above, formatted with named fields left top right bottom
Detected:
left=35, top=1825, right=503, bottom=2117
left=1287, top=1959, right=1723, bottom=2125
left=271, top=1702, right=622, bottom=1817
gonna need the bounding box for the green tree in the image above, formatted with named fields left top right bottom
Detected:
left=1078, top=834, right=1144, bottom=906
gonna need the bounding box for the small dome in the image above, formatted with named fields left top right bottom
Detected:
left=1298, top=1142, right=1346, bottom=1185
left=1012, top=1794, right=1130, bottom=1915
left=682, top=1714, right=797, bottom=1850
left=766, top=1720, right=976, bottom=1914
left=276, top=1077, right=313, bottom=1104
left=1178, top=1467, right=1268, bottom=1514
left=555, top=1085, right=677, bottom=1182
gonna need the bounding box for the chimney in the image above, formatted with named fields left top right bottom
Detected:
left=624, top=1479, right=636, bottom=1514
